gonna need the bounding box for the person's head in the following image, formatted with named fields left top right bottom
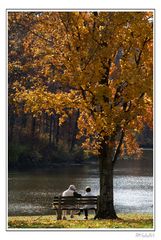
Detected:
left=69, top=185, right=76, bottom=191
left=85, top=186, right=91, bottom=192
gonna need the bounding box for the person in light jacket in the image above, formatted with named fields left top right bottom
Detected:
left=62, top=185, right=81, bottom=220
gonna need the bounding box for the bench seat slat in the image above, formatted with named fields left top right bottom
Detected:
left=54, top=196, right=97, bottom=199
left=53, top=199, right=97, bottom=201
left=61, top=207, right=96, bottom=209
left=53, top=197, right=97, bottom=204
left=60, top=197, right=97, bottom=199
left=53, top=201, right=97, bottom=205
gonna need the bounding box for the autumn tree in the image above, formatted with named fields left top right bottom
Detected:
left=9, top=12, right=153, bottom=219
left=8, top=12, right=79, bottom=154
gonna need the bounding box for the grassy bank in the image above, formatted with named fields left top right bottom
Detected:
left=8, top=214, right=153, bottom=229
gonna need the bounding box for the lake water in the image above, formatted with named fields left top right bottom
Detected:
left=8, top=149, right=153, bottom=216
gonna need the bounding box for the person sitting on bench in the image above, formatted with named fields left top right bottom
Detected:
left=62, top=184, right=81, bottom=220
left=78, top=186, right=96, bottom=220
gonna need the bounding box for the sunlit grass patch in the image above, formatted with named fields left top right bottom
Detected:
left=8, top=213, right=153, bottom=229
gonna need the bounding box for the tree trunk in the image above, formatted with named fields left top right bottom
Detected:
left=49, top=115, right=53, bottom=145
left=96, top=139, right=117, bottom=219
left=70, top=110, right=79, bottom=152
left=30, top=116, right=36, bottom=149
left=55, top=115, right=60, bottom=146
left=9, top=112, right=15, bottom=142
left=52, top=115, right=56, bottom=147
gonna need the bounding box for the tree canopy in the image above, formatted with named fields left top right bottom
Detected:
left=9, top=11, right=153, bottom=157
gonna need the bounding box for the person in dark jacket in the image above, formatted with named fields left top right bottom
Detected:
left=77, top=186, right=96, bottom=220
left=83, top=186, right=96, bottom=220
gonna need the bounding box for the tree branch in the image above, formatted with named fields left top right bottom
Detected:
left=112, top=129, right=124, bottom=167
left=135, top=37, right=151, bottom=66
left=16, top=22, right=54, bottom=45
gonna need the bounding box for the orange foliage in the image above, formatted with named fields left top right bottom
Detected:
left=8, top=11, right=153, bottom=157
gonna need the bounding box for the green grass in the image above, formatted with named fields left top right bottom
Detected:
left=8, top=213, right=153, bottom=229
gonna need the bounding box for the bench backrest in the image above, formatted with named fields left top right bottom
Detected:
left=53, top=196, right=98, bottom=206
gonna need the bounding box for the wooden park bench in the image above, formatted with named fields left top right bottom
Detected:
left=52, top=195, right=99, bottom=220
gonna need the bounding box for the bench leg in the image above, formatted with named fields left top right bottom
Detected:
left=57, top=209, right=62, bottom=220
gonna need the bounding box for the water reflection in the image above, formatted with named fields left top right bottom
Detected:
left=8, top=149, right=153, bottom=216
